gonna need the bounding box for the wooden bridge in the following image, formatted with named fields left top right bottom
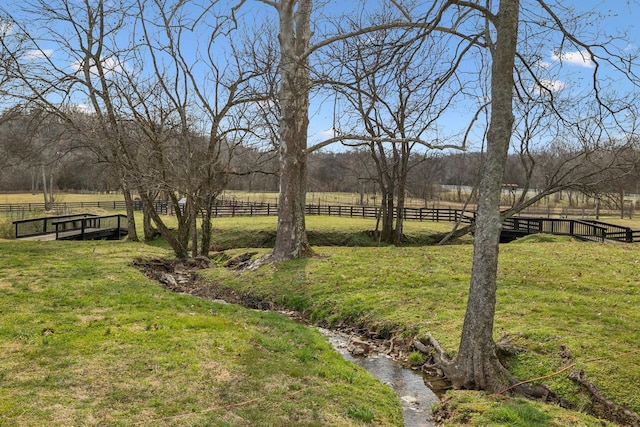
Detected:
left=13, top=213, right=128, bottom=241
left=500, top=217, right=640, bottom=243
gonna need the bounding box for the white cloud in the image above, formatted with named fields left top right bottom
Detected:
left=318, top=128, right=337, bottom=139
left=532, top=79, right=566, bottom=95
left=71, top=56, right=127, bottom=76
left=24, top=49, right=54, bottom=60
left=0, top=20, right=13, bottom=36
left=551, top=50, right=594, bottom=68
left=69, top=103, right=95, bottom=115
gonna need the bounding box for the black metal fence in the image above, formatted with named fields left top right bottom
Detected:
left=0, top=200, right=168, bottom=215
left=502, top=217, right=639, bottom=243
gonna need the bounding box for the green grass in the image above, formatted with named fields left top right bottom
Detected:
left=207, top=216, right=464, bottom=250
left=435, top=391, right=616, bottom=427
left=0, top=239, right=402, bottom=426
left=201, top=218, right=640, bottom=425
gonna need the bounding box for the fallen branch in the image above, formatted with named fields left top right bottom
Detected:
left=497, top=349, right=640, bottom=395
left=569, top=368, right=640, bottom=427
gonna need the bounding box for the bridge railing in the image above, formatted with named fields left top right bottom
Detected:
left=503, top=217, right=608, bottom=242
left=53, top=214, right=127, bottom=240
left=580, top=220, right=637, bottom=243
left=13, top=213, right=98, bottom=238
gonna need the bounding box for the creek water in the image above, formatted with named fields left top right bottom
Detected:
left=319, top=328, right=440, bottom=427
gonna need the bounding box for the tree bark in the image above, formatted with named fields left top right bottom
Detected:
left=442, top=0, right=521, bottom=393
left=139, top=191, right=188, bottom=258
left=271, top=0, right=314, bottom=261
left=121, top=181, right=139, bottom=242
left=142, top=195, right=158, bottom=241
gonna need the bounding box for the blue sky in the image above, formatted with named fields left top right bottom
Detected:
left=304, top=1, right=640, bottom=152
left=3, top=0, right=640, bottom=153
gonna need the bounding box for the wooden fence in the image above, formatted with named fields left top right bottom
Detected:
left=4, top=199, right=639, bottom=242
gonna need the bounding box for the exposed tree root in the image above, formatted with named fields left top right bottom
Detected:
left=412, top=334, right=639, bottom=426
left=569, top=368, right=640, bottom=427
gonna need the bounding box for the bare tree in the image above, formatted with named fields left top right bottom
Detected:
left=4, top=0, right=267, bottom=257
left=320, top=11, right=472, bottom=243
left=252, top=0, right=314, bottom=261
left=421, top=3, right=640, bottom=414
left=1, top=0, right=143, bottom=239
left=124, top=0, right=268, bottom=258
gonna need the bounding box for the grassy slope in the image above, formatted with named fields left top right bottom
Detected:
left=0, top=239, right=402, bottom=426
left=202, top=219, right=640, bottom=426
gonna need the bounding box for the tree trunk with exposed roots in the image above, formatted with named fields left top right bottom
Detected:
left=437, top=0, right=540, bottom=395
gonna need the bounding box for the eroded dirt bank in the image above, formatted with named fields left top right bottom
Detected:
left=132, top=255, right=443, bottom=369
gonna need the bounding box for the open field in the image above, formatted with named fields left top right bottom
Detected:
left=0, top=192, right=125, bottom=204
left=0, top=239, right=403, bottom=426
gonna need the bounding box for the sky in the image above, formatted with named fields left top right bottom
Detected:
left=304, top=0, right=640, bottom=152
left=2, top=0, right=640, bottom=153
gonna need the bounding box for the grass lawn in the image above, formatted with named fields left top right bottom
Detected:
left=2, top=194, right=640, bottom=426
left=0, top=239, right=402, bottom=426
left=201, top=218, right=640, bottom=427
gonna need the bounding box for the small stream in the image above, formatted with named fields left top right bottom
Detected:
left=319, top=328, right=440, bottom=427
left=136, top=260, right=446, bottom=427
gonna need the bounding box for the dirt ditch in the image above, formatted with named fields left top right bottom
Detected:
left=132, top=254, right=448, bottom=371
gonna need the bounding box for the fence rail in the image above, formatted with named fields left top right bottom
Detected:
left=5, top=199, right=639, bottom=243
left=0, top=200, right=168, bottom=214
left=502, top=217, right=608, bottom=242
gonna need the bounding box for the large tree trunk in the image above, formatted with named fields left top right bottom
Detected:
left=142, top=200, right=158, bottom=241
left=271, top=0, right=313, bottom=261
left=442, top=0, right=521, bottom=393
left=41, top=165, right=51, bottom=210
left=394, top=142, right=410, bottom=245
left=380, top=189, right=395, bottom=243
